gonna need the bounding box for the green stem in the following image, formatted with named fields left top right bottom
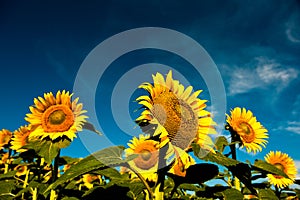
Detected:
left=52, top=150, right=60, bottom=183
left=229, top=141, right=237, bottom=160
left=130, top=166, right=154, bottom=199
left=275, top=186, right=281, bottom=198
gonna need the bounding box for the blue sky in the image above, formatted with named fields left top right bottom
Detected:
left=1, top=1, right=300, bottom=173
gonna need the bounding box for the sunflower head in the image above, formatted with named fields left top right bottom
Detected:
left=168, top=146, right=195, bottom=177
left=265, top=151, right=297, bottom=188
left=0, top=152, right=13, bottom=165
left=136, top=71, right=216, bottom=151
left=82, top=174, right=101, bottom=189
left=226, top=107, right=268, bottom=154
left=25, top=90, right=88, bottom=141
left=125, top=134, right=160, bottom=182
left=0, top=129, right=12, bottom=149
left=11, top=125, right=33, bottom=152
left=14, top=165, right=28, bottom=176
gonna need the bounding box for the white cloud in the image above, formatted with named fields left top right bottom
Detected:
left=228, top=57, right=298, bottom=95
left=275, top=121, right=300, bottom=135
left=285, top=121, right=300, bottom=135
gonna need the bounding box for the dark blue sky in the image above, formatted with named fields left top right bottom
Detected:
left=1, top=0, right=300, bottom=171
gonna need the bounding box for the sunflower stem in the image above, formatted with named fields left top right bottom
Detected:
left=52, top=149, right=60, bottom=183
left=229, top=128, right=240, bottom=190
left=130, top=166, right=154, bottom=199
left=275, top=186, right=281, bottom=198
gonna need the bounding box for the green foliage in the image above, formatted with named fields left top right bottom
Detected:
left=214, top=136, right=229, bottom=153
left=23, top=139, right=68, bottom=164
left=44, top=146, right=136, bottom=195
left=258, top=188, right=278, bottom=199
left=0, top=89, right=298, bottom=199
left=252, top=160, right=289, bottom=178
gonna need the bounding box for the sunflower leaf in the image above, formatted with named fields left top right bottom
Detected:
left=252, top=160, right=289, bottom=179
left=214, top=136, right=229, bottom=153
left=215, top=188, right=244, bottom=199
left=0, top=179, right=16, bottom=197
left=258, top=188, right=278, bottom=200
left=43, top=146, right=136, bottom=196
left=192, top=143, right=239, bottom=167
left=23, top=139, right=60, bottom=164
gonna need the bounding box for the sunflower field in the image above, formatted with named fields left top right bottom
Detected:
left=0, top=71, right=299, bottom=200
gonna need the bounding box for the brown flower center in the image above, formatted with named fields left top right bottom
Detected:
left=49, top=110, right=66, bottom=125
left=141, top=150, right=152, bottom=161
left=237, top=122, right=255, bottom=143
left=151, top=90, right=198, bottom=149
left=133, top=141, right=159, bottom=170
left=42, top=105, right=74, bottom=132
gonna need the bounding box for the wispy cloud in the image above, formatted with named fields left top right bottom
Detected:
left=228, top=57, right=298, bottom=95
left=285, top=121, right=300, bottom=135
left=275, top=121, right=300, bottom=135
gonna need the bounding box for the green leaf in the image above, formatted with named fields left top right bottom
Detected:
left=44, top=146, right=136, bottom=195
left=61, top=197, right=81, bottom=200
left=0, top=180, right=16, bottom=197
left=92, top=146, right=136, bottom=166
left=192, top=143, right=239, bottom=167
left=215, top=188, right=244, bottom=199
left=23, top=139, right=60, bottom=164
left=92, top=167, right=122, bottom=180
left=178, top=183, right=200, bottom=192
left=214, top=136, right=229, bottom=153
left=14, top=180, right=49, bottom=198
left=252, top=160, right=289, bottom=178
left=81, top=184, right=130, bottom=199
left=0, top=171, right=16, bottom=180
left=201, top=151, right=239, bottom=167
left=257, top=189, right=278, bottom=200
left=58, top=156, right=81, bottom=166
left=228, top=163, right=256, bottom=195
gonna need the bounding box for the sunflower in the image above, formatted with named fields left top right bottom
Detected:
left=226, top=107, right=268, bottom=154
left=265, top=151, right=297, bottom=188
left=25, top=90, right=88, bottom=141
left=125, top=134, right=160, bottom=182
left=168, top=146, right=195, bottom=177
left=0, top=129, right=12, bottom=149
left=82, top=174, right=101, bottom=189
left=14, top=165, right=28, bottom=176
left=11, top=125, right=32, bottom=152
left=136, top=71, right=216, bottom=151
left=0, top=152, right=13, bottom=165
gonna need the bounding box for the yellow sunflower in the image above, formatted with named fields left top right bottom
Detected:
left=11, top=125, right=32, bottom=152
left=0, top=129, right=12, bottom=149
left=0, top=152, right=13, bottom=165
left=136, top=71, right=216, bottom=151
left=226, top=107, right=268, bottom=154
left=82, top=174, right=101, bottom=189
left=14, top=165, right=28, bottom=176
left=265, top=151, right=297, bottom=188
left=168, top=146, right=195, bottom=177
left=25, top=90, right=88, bottom=141
left=125, top=134, right=160, bottom=182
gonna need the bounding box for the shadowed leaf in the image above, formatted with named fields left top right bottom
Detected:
left=44, top=146, right=136, bottom=196
left=252, top=160, right=289, bottom=178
